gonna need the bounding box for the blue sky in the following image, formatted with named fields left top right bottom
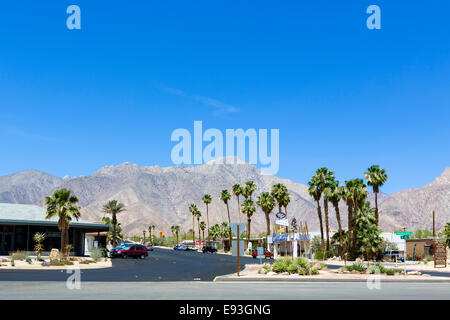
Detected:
left=0, top=1, right=449, bottom=194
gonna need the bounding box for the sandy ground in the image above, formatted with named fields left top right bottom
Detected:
left=0, top=258, right=112, bottom=270
left=324, top=259, right=450, bottom=272
left=217, top=263, right=450, bottom=281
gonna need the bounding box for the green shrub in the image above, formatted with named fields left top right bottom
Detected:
left=311, top=268, right=319, bottom=275
left=346, top=262, right=367, bottom=273
left=25, top=257, right=32, bottom=264
left=287, top=263, right=298, bottom=274
left=90, top=247, right=107, bottom=262
left=10, top=251, right=28, bottom=261
left=295, top=257, right=310, bottom=269
left=50, top=260, right=74, bottom=266
left=313, top=250, right=325, bottom=261
left=298, top=268, right=306, bottom=275
left=80, top=260, right=96, bottom=264
left=262, top=264, right=271, bottom=273
left=11, top=260, right=15, bottom=267
left=272, top=258, right=292, bottom=273
left=385, top=269, right=395, bottom=276
left=368, top=262, right=385, bottom=274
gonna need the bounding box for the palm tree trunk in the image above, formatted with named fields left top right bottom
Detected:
left=60, top=226, right=68, bottom=260
left=247, top=218, right=251, bottom=250
left=324, top=198, right=330, bottom=257
left=333, top=202, right=343, bottom=258
left=197, top=218, right=201, bottom=247
left=226, top=203, right=232, bottom=251
left=237, top=196, right=241, bottom=223
left=112, top=214, right=117, bottom=247
left=375, top=191, right=379, bottom=226
left=176, top=231, right=179, bottom=245
left=347, top=201, right=353, bottom=259
left=351, top=205, right=358, bottom=260
left=316, top=200, right=324, bottom=252
left=206, top=204, right=210, bottom=245
left=192, top=216, right=195, bottom=245
left=264, top=211, right=271, bottom=237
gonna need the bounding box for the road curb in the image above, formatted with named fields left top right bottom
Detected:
left=213, top=276, right=450, bottom=283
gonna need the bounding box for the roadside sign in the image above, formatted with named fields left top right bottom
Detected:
left=257, top=246, right=264, bottom=262
left=396, top=231, right=413, bottom=236
left=231, top=240, right=245, bottom=256
left=275, top=219, right=289, bottom=226
left=230, top=222, right=247, bottom=237
left=400, top=235, right=410, bottom=239
left=276, top=212, right=286, bottom=219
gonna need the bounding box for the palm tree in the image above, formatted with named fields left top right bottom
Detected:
left=308, top=175, right=324, bottom=252
left=194, top=209, right=202, bottom=246
left=148, top=225, right=155, bottom=244
left=242, top=181, right=256, bottom=200
left=326, top=181, right=344, bottom=257
left=200, top=221, right=206, bottom=245
left=219, top=190, right=232, bottom=249
left=142, top=230, right=146, bottom=244
left=202, top=194, right=212, bottom=244
left=256, top=192, right=275, bottom=237
left=364, top=165, right=388, bottom=226
left=189, top=204, right=198, bottom=244
left=220, top=222, right=230, bottom=249
left=102, top=200, right=126, bottom=248
left=45, top=188, right=81, bottom=259
left=232, top=184, right=243, bottom=222
left=316, top=167, right=334, bottom=256
left=270, top=183, right=288, bottom=213
left=174, top=225, right=180, bottom=245
left=241, top=199, right=256, bottom=247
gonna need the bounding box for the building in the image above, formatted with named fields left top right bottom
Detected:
left=406, top=238, right=441, bottom=258
left=0, top=203, right=109, bottom=256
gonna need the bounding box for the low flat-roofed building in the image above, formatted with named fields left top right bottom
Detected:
left=0, top=203, right=109, bottom=256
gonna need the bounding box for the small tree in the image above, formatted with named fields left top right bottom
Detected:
left=33, top=232, right=46, bottom=261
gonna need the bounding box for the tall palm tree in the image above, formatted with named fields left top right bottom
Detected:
left=219, top=190, right=232, bottom=249
left=45, top=188, right=81, bottom=259
left=200, top=221, right=206, bottom=245
left=194, top=209, right=202, bottom=246
left=241, top=199, right=256, bottom=247
left=316, top=167, right=334, bottom=256
left=242, top=181, right=256, bottom=200
left=202, top=194, right=212, bottom=244
left=308, top=175, right=324, bottom=252
left=232, top=184, right=243, bottom=222
left=364, top=165, right=388, bottom=226
left=326, top=181, right=344, bottom=257
left=148, top=225, right=155, bottom=244
left=270, top=183, right=288, bottom=213
left=173, top=225, right=180, bottom=245
left=102, top=200, right=126, bottom=248
left=220, top=222, right=229, bottom=249
left=256, top=192, right=276, bottom=237
left=142, top=230, right=146, bottom=244
left=189, top=204, right=198, bottom=244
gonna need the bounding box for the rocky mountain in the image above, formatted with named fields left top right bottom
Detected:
left=0, top=159, right=448, bottom=236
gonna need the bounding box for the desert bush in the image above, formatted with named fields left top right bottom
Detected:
left=25, top=257, right=32, bottom=264
left=385, top=269, right=395, bottom=276
left=286, top=263, right=298, bottom=274
left=50, top=260, right=74, bottom=266
left=311, top=268, right=319, bottom=275
left=80, top=260, right=97, bottom=264
left=90, top=247, right=107, bottom=262
left=10, top=251, right=28, bottom=261
left=368, top=262, right=385, bottom=274
left=346, top=262, right=367, bottom=273
left=272, top=258, right=293, bottom=273
left=313, top=250, right=325, bottom=261
left=262, top=264, right=271, bottom=273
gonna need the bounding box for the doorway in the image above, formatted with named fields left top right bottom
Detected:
left=0, top=232, right=14, bottom=255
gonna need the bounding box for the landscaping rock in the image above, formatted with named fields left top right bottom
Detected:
left=422, top=274, right=431, bottom=277
left=351, top=270, right=360, bottom=274
left=267, top=272, right=277, bottom=276
left=407, top=271, right=421, bottom=275
left=50, top=249, right=60, bottom=262
left=312, top=263, right=322, bottom=270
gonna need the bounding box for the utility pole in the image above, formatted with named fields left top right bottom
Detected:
left=432, top=210, right=436, bottom=237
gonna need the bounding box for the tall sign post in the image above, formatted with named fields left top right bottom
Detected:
left=230, top=222, right=247, bottom=277
left=396, top=231, right=413, bottom=275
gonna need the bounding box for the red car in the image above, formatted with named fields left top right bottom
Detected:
left=117, top=245, right=148, bottom=259
left=251, top=250, right=273, bottom=259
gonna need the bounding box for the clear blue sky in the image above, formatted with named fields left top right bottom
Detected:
left=0, top=1, right=449, bottom=194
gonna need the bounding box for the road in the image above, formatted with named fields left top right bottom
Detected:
left=0, top=247, right=256, bottom=282
left=0, top=248, right=449, bottom=299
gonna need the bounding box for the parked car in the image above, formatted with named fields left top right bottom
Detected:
left=186, top=245, right=198, bottom=251
left=109, top=244, right=131, bottom=257
left=382, top=250, right=405, bottom=262
left=202, top=246, right=217, bottom=253
left=146, top=244, right=154, bottom=251
left=174, top=244, right=188, bottom=251
left=115, top=245, right=148, bottom=259
left=251, top=250, right=273, bottom=259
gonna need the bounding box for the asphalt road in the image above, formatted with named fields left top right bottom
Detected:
left=1, top=281, right=449, bottom=300
left=0, top=247, right=256, bottom=282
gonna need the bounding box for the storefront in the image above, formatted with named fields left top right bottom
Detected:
left=0, top=203, right=109, bottom=256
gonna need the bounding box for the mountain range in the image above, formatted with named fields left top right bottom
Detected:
left=0, top=158, right=448, bottom=236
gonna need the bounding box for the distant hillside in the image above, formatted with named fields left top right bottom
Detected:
left=0, top=160, right=448, bottom=236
